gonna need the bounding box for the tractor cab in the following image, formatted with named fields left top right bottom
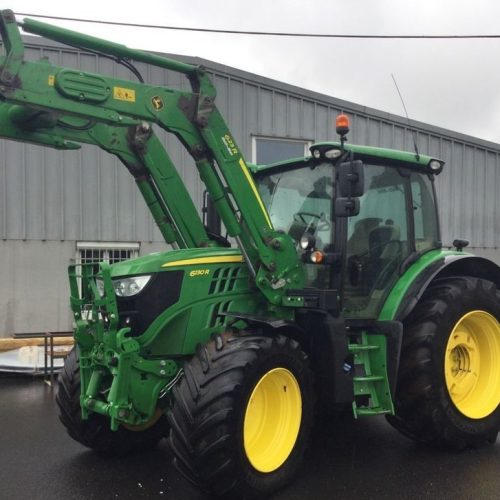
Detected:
left=253, top=137, right=443, bottom=320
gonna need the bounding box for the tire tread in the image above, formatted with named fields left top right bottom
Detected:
left=56, top=348, right=168, bottom=454
left=388, top=276, right=500, bottom=449
left=167, top=332, right=314, bottom=498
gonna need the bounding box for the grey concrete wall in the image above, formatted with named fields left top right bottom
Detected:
left=0, top=240, right=172, bottom=337
left=0, top=240, right=75, bottom=336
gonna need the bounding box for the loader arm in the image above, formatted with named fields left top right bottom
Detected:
left=0, top=105, right=213, bottom=247
left=0, top=10, right=306, bottom=304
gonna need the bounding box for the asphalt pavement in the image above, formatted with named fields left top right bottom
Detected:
left=0, top=375, right=499, bottom=500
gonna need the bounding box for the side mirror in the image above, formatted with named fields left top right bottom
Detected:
left=338, top=160, right=365, bottom=198
left=335, top=197, right=360, bottom=217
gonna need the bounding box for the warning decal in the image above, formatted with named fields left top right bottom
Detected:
left=113, top=86, right=136, bottom=103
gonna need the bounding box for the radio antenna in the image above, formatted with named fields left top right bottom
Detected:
left=391, top=73, right=420, bottom=161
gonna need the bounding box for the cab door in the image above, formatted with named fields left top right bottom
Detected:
left=342, top=164, right=412, bottom=319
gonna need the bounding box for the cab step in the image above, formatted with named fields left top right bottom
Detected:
left=348, top=331, right=394, bottom=418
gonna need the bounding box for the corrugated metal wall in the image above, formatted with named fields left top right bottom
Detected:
left=1, top=36, right=499, bottom=335
left=0, top=41, right=193, bottom=244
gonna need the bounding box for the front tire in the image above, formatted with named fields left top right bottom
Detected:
left=167, top=332, right=314, bottom=498
left=388, top=276, right=500, bottom=449
left=56, top=348, right=168, bottom=454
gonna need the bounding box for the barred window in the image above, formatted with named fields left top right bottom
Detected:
left=75, top=242, right=140, bottom=298
left=76, top=242, right=139, bottom=265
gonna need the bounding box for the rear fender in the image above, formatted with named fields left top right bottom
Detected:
left=387, top=254, right=500, bottom=322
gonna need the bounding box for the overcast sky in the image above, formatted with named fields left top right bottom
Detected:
left=10, top=0, right=500, bottom=144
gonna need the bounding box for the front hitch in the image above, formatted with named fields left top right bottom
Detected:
left=68, top=262, right=178, bottom=430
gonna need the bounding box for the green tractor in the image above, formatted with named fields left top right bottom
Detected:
left=0, top=10, right=499, bottom=498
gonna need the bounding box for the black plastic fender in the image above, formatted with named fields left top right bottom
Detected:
left=223, top=310, right=354, bottom=410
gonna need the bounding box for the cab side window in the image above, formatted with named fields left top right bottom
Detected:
left=411, top=173, right=440, bottom=252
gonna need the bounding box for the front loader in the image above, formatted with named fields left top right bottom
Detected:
left=0, top=10, right=499, bottom=498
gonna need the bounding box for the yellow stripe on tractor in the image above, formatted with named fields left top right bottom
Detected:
left=162, top=255, right=244, bottom=268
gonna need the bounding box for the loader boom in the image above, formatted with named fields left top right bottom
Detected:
left=0, top=10, right=305, bottom=304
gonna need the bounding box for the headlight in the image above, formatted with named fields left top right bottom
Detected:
left=113, top=275, right=152, bottom=297
left=300, top=235, right=315, bottom=250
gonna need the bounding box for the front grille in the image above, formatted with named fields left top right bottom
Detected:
left=116, top=270, right=183, bottom=336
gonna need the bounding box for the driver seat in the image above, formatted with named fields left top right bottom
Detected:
left=347, top=217, right=382, bottom=256
left=367, top=222, right=401, bottom=289
left=369, top=223, right=400, bottom=259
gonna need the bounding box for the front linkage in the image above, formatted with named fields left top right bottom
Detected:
left=68, top=264, right=180, bottom=430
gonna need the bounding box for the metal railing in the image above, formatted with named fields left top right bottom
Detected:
left=12, top=332, right=73, bottom=385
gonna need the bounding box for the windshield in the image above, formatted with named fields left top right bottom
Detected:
left=255, top=161, right=334, bottom=288
left=256, top=161, right=334, bottom=251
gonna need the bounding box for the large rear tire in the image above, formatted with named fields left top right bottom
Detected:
left=388, top=276, right=500, bottom=449
left=167, top=332, right=314, bottom=499
left=56, top=348, right=168, bottom=454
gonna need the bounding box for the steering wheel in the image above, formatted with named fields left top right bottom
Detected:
left=293, top=211, right=331, bottom=231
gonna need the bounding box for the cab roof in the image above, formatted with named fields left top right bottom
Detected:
left=249, top=142, right=443, bottom=174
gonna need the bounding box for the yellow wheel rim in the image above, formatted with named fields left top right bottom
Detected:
left=445, top=310, right=500, bottom=419
left=243, top=367, right=302, bottom=473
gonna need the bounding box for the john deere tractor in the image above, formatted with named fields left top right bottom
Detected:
left=0, top=10, right=499, bottom=498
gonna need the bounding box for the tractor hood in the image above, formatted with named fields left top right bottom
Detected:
left=109, top=248, right=244, bottom=278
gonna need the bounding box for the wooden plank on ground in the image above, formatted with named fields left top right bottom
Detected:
left=0, top=337, right=74, bottom=352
